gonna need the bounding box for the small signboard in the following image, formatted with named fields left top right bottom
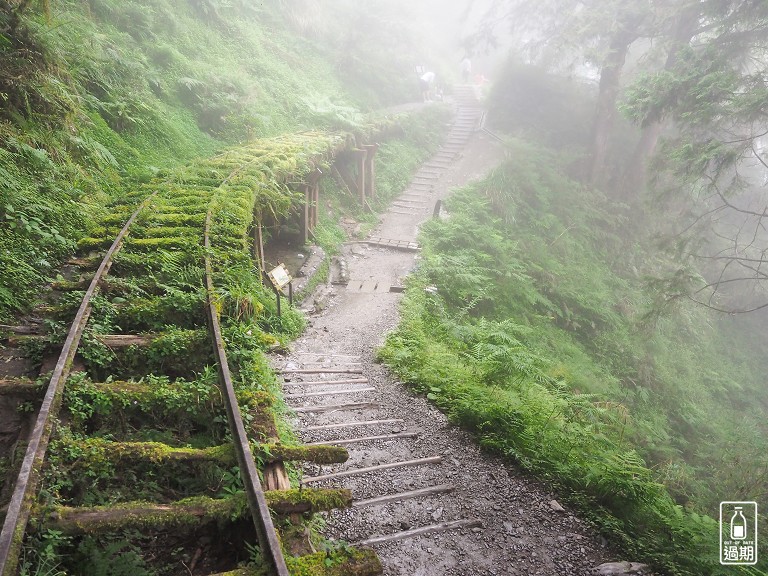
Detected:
left=267, top=264, right=292, bottom=291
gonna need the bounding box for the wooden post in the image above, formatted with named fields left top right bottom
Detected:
left=301, top=184, right=310, bottom=245
left=253, top=221, right=267, bottom=271
left=257, top=223, right=265, bottom=271
left=312, top=183, right=319, bottom=228
left=307, top=169, right=322, bottom=232
left=333, top=162, right=358, bottom=198
left=363, top=144, right=378, bottom=200
left=355, top=149, right=367, bottom=204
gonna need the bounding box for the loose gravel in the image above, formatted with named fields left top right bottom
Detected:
left=273, top=99, right=620, bottom=575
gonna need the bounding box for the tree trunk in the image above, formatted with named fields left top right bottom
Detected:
left=622, top=4, right=701, bottom=196
left=589, top=29, right=637, bottom=187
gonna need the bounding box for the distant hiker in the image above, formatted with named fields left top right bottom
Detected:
left=420, top=70, right=435, bottom=102
left=461, top=56, right=472, bottom=83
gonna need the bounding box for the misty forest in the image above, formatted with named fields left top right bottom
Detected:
left=1, top=1, right=768, bottom=575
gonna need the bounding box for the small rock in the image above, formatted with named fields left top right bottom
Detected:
left=592, top=562, right=650, bottom=575
left=400, top=521, right=411, bottom=530
left=503, top=522, right=515, bottom=534
left=549, top=499, right=566, bottom=512
left=472, top=527, right=482, bottom=534
left=432, top=507, right=444, bottom=521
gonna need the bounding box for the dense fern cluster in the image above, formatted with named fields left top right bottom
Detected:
left=381, top=139, right=768, bottom=575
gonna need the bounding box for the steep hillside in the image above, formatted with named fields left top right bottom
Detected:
left=0, top=0, right=440, bottom=319
left=380, top=139, right=768, bottom=575
left=381, top=63, right=768, bottom=576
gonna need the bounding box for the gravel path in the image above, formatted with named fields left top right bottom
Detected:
left=273, top=92, right=615, bottom=575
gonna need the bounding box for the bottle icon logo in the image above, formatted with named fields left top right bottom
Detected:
left=721, top=502, right=758, bottom=565
left=731, top=507, right=747, bottom=540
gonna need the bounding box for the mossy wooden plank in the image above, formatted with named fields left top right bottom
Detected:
left=210, top=548, right=381, bottom=576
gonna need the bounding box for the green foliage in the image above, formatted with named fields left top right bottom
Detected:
left=71, top=536, right=151, bottom=576
left=381, top=140, right=768, bottom=574
left=19, top=530, right=70, bottom=576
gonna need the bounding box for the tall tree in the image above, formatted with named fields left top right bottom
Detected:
left=588, top=5, right=647, bottom=186
left=622, top=0, right=768, bottom=311
left=474, top=0, right=654, bottom=187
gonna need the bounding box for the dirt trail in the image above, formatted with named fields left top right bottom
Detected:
left=274, top=90, right=613, bottom=575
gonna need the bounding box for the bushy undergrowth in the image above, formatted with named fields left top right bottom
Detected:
left=0, top=0, right=429, bottom=320
left=380, top=140, right=768, bottom=575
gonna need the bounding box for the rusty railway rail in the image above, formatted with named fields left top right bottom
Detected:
left=0, top=195, right=155, bottom=576
left=204, top=209, right=289, bottom=576
left=0, top=197, right=291, bottom=576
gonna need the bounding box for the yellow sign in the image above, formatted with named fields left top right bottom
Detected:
left=268, top=264, right=292, bottom=290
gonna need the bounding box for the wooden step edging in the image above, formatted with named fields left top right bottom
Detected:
left=294, top=401, right=378, bottom=413
left=286, top=387, right=375, bottom=399
left=357, top=519, right=482, bottom=546
left=281, top=368, right=364, bottom=375
left=301, top=456, right=442, bottom=484
left=352, top=484, right=455, bottom=508
left=305, top=432, right=417, bottom=446
left=303, top=418, right=404, bottom=432
left=283, top=377, right=369, bottom=387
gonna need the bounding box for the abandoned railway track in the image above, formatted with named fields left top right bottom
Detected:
left=0, top=133, right=385, bottom=575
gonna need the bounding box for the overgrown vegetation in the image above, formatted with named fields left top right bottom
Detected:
left=380, top=140, right=768, bottom=575
left=0, top=0, right=444, bottom=321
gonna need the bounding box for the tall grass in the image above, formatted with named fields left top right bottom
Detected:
left=380, top=140, right=768, bottom=575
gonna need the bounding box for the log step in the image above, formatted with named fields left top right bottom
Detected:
left=286, top=386, right=375, bottom=399
left=357, top=519, right=482, bottom=546
left=294, top=401, right=379, bottom=413
left=301, top=456, right=442, bottom=484
left=96, top=334, right=156, bottom=347
left=281, top=368, right=364, bottom=375
left=303, top=418, right=404, bottom=432
left=352, top=484, right=455, bottom=508
left=51, top=439, right=348, bottom=466
left=283, top=378, right=368, bottom=387
left=207, top=549, right=382, bottom=576
left=305, top=432, right=417, bottom=446
left=0, top=377, right=39, bottom=397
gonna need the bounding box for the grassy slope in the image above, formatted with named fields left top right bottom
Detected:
left=380, top=140, right=768, bottom=575
left=0, top=0, right=402, bottom=320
